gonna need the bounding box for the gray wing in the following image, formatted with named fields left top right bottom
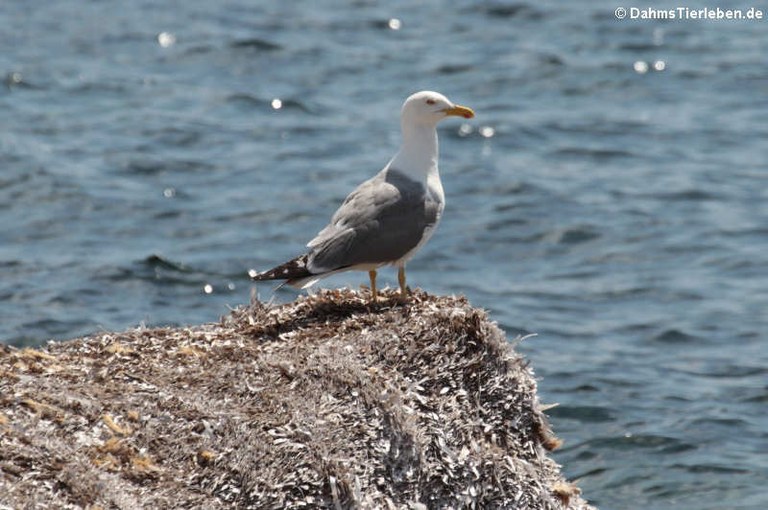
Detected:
left=306, top=169, right=440, bottom=273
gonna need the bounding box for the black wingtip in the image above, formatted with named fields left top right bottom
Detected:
left=249, top=254, right=313, bottom=282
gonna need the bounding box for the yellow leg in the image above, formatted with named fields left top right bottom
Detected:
left=368, top=270, right=378, bottom=300
left=398, top=266, right=408, bottom=297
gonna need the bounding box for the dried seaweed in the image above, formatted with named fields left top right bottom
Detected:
left=0, top=289, right=594, bottom=509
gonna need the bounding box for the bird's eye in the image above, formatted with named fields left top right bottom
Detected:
left=426, top=98, right=436, bottom=105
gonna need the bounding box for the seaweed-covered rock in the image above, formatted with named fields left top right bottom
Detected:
left=0, top=289, right=593, bottom=509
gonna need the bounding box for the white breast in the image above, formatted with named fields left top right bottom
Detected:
left=395, top=171, right=445, bottom=266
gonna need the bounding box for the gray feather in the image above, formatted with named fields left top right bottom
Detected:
left=306, top=168, right=441, bottom=273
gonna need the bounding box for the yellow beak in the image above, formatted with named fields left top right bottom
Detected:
left=444, top=104, right=475, bottom=119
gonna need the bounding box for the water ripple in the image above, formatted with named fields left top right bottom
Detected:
left=228, top=38, right=282, bottom=51
left=547, top=405, right=616, bottom=423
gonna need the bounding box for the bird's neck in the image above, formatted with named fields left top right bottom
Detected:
left=389, top=123, right=439, bottom=182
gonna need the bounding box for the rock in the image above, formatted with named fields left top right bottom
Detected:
left=0, top=289, right=594, bottom=509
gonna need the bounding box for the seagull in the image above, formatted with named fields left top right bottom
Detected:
left=249, top=90, right=474, bottom=300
